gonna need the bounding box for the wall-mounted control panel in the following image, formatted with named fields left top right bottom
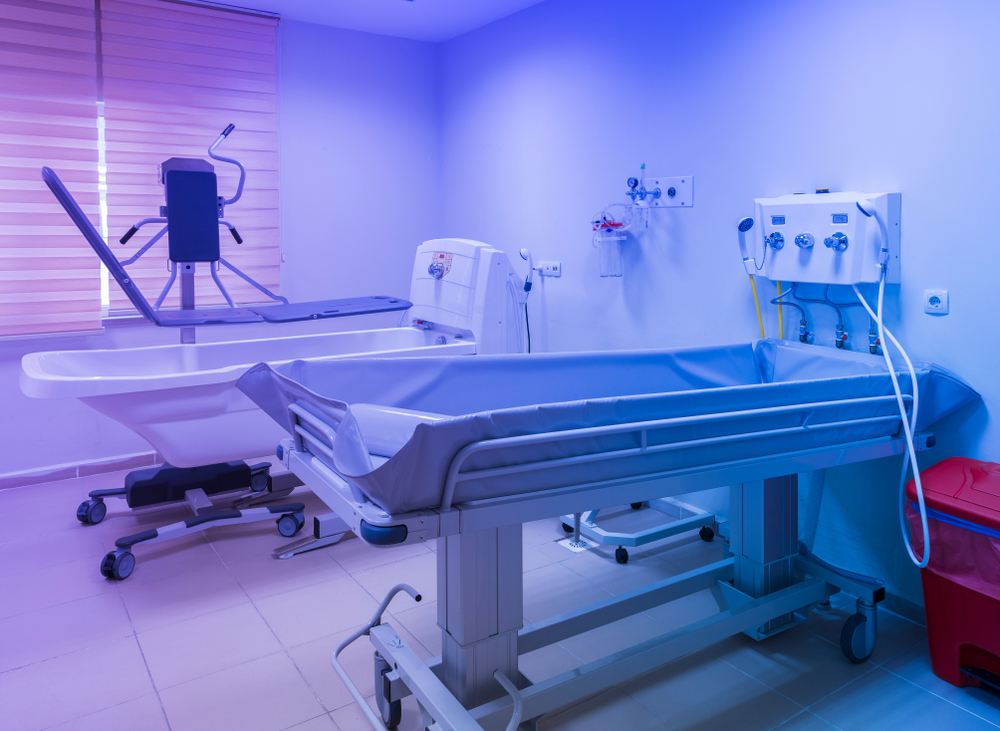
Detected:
left=753, top=191, right=901, bottom=285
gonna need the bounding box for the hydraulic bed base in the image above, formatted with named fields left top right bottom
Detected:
left=278, top=433, right=898, bottom=731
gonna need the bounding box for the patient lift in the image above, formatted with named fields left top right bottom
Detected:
left=43, top=126, right=412, bottom=580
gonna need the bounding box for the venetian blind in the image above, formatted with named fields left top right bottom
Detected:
left=0, top=0, right=101, bottom=336
left=101, top=0, right=279, bottom=311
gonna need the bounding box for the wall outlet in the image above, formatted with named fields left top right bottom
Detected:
left=537, top=261, right=562, bottom=277
left=924, top=289, right=949, bottom=315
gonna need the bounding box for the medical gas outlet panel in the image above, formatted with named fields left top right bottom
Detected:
left=753, top=191, right=900, bottom=285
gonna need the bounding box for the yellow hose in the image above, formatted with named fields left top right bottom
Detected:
left=776, top=280, right=784, bottom=339
left=749, top=275, right=765, bottom=339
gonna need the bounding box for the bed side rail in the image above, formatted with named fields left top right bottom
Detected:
left=439, top=393, right=910, bottom=510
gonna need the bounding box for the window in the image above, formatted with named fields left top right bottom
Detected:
left=0, top=0, right=280, bottom=336
left=100, top=0, right=280, bottom=311
left=0, top=0, right=102, bottom=336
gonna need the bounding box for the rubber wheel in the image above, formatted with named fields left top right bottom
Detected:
left=630, top=502, right=643, bottom=510
left=699, top=526, right=715, bottom=542
left=277, top=513, right=302, bottom=538
left=562, top=522, right=573, bottom=533
left=250, top=472, right=270, bottom=492
left=77, top=500, right=106, bottom=525
left=100, top=550, right=135, bottom=581
left=375, top=652, right=402, bottom=729
left=840, top=613, right=873, bottom=663
left=615, top=547, right=629, bottom=564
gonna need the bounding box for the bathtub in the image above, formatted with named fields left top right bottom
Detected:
left=21, top=326, right=474, bottom=467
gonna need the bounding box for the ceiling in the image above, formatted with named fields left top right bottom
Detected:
left=240, top=0, right=549, bottom=42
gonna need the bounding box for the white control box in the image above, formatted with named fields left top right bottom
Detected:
left=753, top=191, right=900, bottom=285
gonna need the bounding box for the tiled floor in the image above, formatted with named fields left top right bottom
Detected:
left=2, top=475, right=999, bottom=731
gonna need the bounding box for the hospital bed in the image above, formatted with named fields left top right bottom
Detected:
left=24, top=136, right=527, bottom=578
left=236, top=339, right=978, bottom=731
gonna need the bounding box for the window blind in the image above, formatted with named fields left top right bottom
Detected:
left=0, top=0, right=101, bottom=337
left=100, top=0, right=279, bottom=311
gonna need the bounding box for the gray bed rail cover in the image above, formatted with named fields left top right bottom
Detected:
left=237, top=340, right=979, bottom=514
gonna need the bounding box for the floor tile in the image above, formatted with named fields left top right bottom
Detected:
left=228, top=546, right=348, bottom=601
left=0, top=555, right=117, bottom=620
left=119, top=562, right=250, bottom=633
left=330, top=695, right=423, bottom=731
left=770, top=710, right=841, bottom=729
left=209, top=515, right=316, bottom=564
left=621, top=650, right=803, bottom=731
left=138, top=602, right=284, bottom=689
left=352, top=551, right=436, bottom=613
left=522, top=541, right=567, bottom=572
left=642, top=588, right=722, bottom=633
left=48, top=693, right=169, bottom=731
left=0, top=637, right=153, bottom=731
left=283, top=713, right=340, bottom=730
left=522, top=563, right=613, bottom=624
left=254, top=574, right=379, bottom=648
left=561, top=545, right=684, bottom=596
left=713, top=623, right=877, bottom=707
left=159, top=652, right=326, bottom=731
left=330, top=535, right=432, bottom=574
left=802, top=603, right=927, bottom=666
left=286, top=612, right=431, bottom=716
left=809, top=666, right=999, bottom=731
left=557, top=612, right=672, bottom=665
left=523, top=518, right=568, bottom=546
left=542, top=687, right=670, bottom=731
left=0, top=591, right=132, bottom=672
left=519, top=643, right=583, bottom=684
left=0, top=523, right=107, bottom=578
left=882, top=639, right=1000, bottom=726
left=97, top=527, right=226, bottom=585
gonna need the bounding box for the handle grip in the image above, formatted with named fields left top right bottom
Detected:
left=221, top=123, right=235, bottom=137
left=229, top=227, right=243, bottom=244
left=120, top=226, right=138, bottom=245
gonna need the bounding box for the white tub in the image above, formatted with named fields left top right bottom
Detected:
left=21, top=327, right=474, bottom=467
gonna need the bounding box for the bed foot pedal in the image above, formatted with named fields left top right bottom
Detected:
left=273, top=513, right=350, bottom=559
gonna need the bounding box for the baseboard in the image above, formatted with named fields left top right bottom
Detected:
left=884, top=592, right=926, bottom=626
left=0, top=451, right=162, bottom=491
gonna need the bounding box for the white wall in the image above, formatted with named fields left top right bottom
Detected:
left=436, top=0, right=996, bottom=605
left=2, top=20, right=440, bottom=479
left=278, top=20, right=440, bottom=304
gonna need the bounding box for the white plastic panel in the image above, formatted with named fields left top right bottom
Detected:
left=755, top=192, right=900, bottom=285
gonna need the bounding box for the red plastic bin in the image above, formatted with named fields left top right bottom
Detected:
left=906, top=457, right=1000, bottom=690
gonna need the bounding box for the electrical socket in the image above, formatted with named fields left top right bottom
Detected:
left=924, top=289, right=949, bottom=315
left=537, top=261, right=562, bottom=277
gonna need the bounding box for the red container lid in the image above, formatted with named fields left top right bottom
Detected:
left=906, top=457, right=1000, bottom=531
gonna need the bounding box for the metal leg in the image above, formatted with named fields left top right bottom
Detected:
left=438, top=524, right=523, bottom=709
left=729, top=475, right=801, bottom=638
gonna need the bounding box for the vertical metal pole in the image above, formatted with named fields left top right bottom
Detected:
left=730, top=474, right=799, bottom=637
left=437, top=525, right=522, bottom=709
left=180, top=261, right=195, bottom=344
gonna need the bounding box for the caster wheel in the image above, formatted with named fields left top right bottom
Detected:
left=250, top=472, right=270, bottom=492
left=699, top=526, right=715, bottom=542
left=615, top=547, right=629, bottom=564
left=77, top=499, right=106, bottom=525
left=375, top=652, right=402, bottom=729
left=100, top=550, right=135, bottom=581
left=562, top=522, right=574, bottom=533
left=840, top=613, right=873, bottom=663
left=277, top=513, right=304, bottom=538
left=630, top=502, right=643, bottom=510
